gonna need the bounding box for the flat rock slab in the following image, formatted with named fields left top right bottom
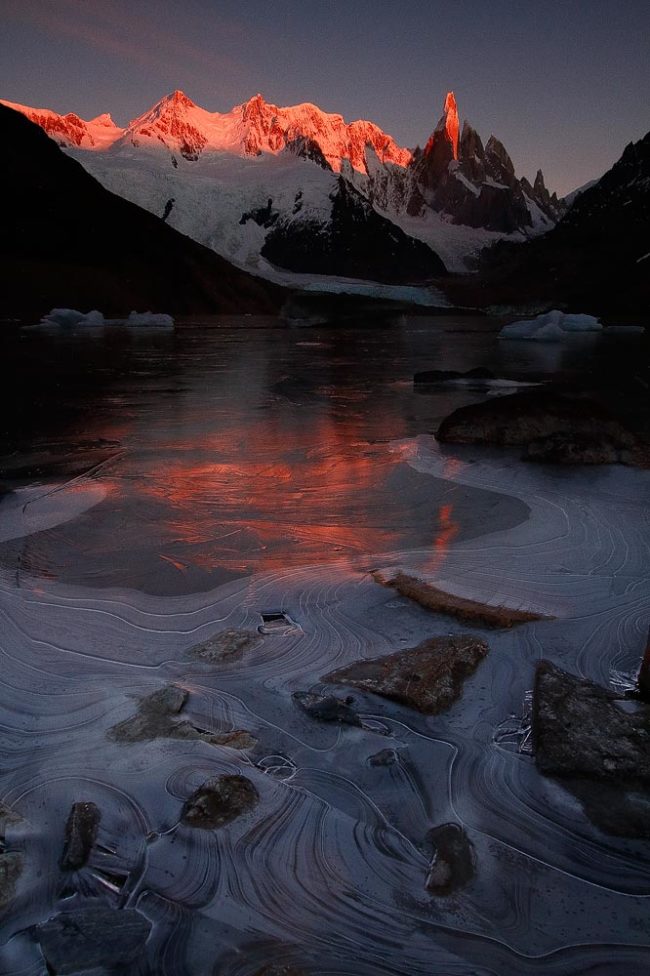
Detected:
left=425, top=823, right=475, bottom=896
left=533, top=660, right=650, bottom=836
left=36, top=906, right=151, bottom=974
left=324, top=635, right=488, bottom=715
left=60, top=801, right=101, bottom=871
left=188, top=628, right=262, bottom=663
left=292, top=691, right=361, bottom=726
left=182, top=774, right=259, bottom=830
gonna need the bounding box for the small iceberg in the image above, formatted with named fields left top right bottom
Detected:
left=499, top=309, right=602, bottom=342
left=34, top=308, right=175, bottom=330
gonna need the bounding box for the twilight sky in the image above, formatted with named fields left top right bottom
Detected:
left=2, top=0, right=649, bottom=195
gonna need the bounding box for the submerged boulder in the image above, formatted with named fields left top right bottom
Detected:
left=181, top=774, right=259, bottom=830
left=292, top=691, right=361, bottom=726
left=324, top=635, right=488, bottom=715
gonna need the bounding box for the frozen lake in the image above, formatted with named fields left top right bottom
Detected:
left=0, top=316, right=649, bottom=975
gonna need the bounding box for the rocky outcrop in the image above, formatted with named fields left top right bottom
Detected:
left=262, top=176, right=446, bottom=283
left=405, top=93, right=563, bottom=234
left=181, top=774, right=259, bottom=829
left=324, top=635, right=488, bottom=715
left=533, top=661, right=650, bottom=836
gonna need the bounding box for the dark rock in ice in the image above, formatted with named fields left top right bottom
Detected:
left=0, top=852, right=23, bottom=908
left=292, top=691, right=362, bottom=726
left=437, top=390, right=635, bottom=457
left=533, top=661, right=650, bottom=782
left=637, top=628, right=650, bottom=703
left=181, top=774, right=259, bottom=830
left=324, top=635, right=488, bottom=715
left=108, top=684, right=256, bottom=750
left=425, top=823, right=475, bottom=896
left=526, top=431, right=621, bottom=464
left=414, top=366, right=495, bottom=385
left=188, top=628, right=262, bottom=663
left=533, top=661, right=650, bottom=836
left=60, top=801, right=101, bottom=871
left=368, top=748, right=399, bottom=767
left=36, top=905, right=151, bottom=974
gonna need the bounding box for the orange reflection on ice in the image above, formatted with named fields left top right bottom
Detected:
left=424, top=501, right=460, bottom=575
left=134, top=408, right=410, bottom=573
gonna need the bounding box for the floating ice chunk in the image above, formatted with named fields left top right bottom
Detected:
left=38, top=308, right=105, bottom=327
left=125, top=311, right=175, bottom=328
left=499, top=309, right=602, bottom=341
left=34, top=308, right=174, bottom=330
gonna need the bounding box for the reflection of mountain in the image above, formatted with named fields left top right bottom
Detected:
left=0, top=104, right=282, bottom=318
left=3, top=90, right=562, bottom=279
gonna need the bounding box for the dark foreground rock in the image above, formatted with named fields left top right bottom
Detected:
left=324, top=635, right=488, bottom=715
left=436, top=388, right=645, bottom=465
left=108, top=684, right=256, bottom=750
left=292, top=691, right=361, bottom=726
left=533, top=661, right=650, bottom=836
left=36, top=905, right=151, bottom=974
left=181, top=774, right=259, bottom=829
left=425, top=823, right=475, bottom=896
left=437, top=390, right=635, bottom=459
left=60, top=801, right=101, bottom=871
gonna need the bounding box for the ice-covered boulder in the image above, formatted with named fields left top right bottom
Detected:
left=499, top=309, right=602, bottom=341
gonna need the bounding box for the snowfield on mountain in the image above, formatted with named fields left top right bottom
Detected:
left=3, top=89, right=566, bottom=284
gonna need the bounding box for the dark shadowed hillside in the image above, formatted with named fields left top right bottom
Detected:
left=446, top=131, right=650, bottom=317
left=0, top=104, right=283, bottom=320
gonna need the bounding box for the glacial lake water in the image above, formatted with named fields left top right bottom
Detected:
left=0, top=315, right=649, bottom=975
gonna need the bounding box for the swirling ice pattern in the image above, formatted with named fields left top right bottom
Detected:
left=1, top=439, right=649, bottom=975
